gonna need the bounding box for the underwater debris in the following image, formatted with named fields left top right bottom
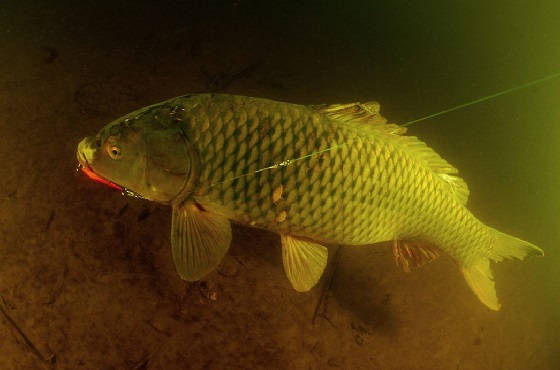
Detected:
left=44, top=210, right=55, bottom=231
left=137, top=206, right=151, bottom=222
left=201, top=61, right=262, bottom=91
left=198, top=281, right=218, bottom=301
left=117, top=203, right=129, bottom=217
left=41, top=46, right=58, bottom=64
left=0, top=295, right=56, bottom=365
left=312, top=247, right=340, bottom=326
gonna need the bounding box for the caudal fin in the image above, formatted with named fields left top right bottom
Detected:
left=488, top=228, right=544, bottom=262
left=461, top=228, right=543, bottom=311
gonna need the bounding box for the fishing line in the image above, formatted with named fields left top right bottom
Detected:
left=402, top=71, right=560, bottom=127
left=211, top=71, right=560, bottom=187
left=210, top=144, right=345, bottom=187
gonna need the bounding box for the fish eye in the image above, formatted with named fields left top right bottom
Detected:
left=108, top=145, right=121, bottom=159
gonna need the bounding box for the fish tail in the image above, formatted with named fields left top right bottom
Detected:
left=461, top=228, right=543, bottom=311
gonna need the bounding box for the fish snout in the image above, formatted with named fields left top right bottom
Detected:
left=77, top=136, right=98, bottom=166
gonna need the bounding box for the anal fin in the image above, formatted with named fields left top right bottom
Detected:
left=281, top=234, right=328, bottom=292
left=392, top=240, right=440, bottom=272
left=461, top=258, right=500, bottom=311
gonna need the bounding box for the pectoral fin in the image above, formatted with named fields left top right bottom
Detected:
left=171, top=203, right=232, bottom=281
left=281, top=234, right=328, bottom=292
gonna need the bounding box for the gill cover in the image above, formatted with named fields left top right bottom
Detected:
left=142, top=123, right=193, bottom=203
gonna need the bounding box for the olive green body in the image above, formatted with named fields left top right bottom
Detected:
left=166, top=94, right=491, bottom=265
left=77, top=93, right=543, bottom=310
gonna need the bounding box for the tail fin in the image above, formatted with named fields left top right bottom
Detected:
left=488, top=228, right=544, bottom=262
left=461, top=228, right=543, bottom=311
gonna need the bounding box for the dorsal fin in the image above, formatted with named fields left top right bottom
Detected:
left=396, top=135, right=470, bottom=205
left=313, top=100, right=469, bottom=205
left=439, top=173, right=470, bottom=205
left=311, top=101, right=407, bottom=135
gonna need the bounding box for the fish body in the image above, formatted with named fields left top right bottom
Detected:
left=182, top=95, right=476, bottom=256
left=77, top=93, right=543, bottom=310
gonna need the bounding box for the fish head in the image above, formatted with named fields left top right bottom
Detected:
left=77, top=109, right=196, bottom=204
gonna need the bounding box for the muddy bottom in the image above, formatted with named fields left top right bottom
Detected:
left=0, top=1, right=557, bottom=369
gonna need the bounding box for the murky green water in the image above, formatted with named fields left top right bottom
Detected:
left=0, top=1, right=558, bottom=368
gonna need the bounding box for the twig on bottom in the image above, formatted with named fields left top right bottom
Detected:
left=0, top=295, right=55, bottom=365
left=312, top=246, right=340, bottom=325
left=130, top=351, right=150, bottom=370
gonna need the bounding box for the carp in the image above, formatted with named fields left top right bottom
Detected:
left=77, top=94, right=543, bottom=310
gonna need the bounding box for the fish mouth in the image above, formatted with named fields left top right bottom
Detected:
left=76, top=151, right=123, bottom=191
left=76, top=150, right=144, bottom=198
left=76, top=138, right=146, bottom=198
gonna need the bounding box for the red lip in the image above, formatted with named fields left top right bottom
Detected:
left=80, top=164, right=123, bottom=191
